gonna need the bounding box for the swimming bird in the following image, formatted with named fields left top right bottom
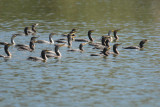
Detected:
left=73, top=30, right=94, bottom=42
left=112, top=29, right=120, bottom=41
left=27, top=50, right=49, bottom=62
left=46, top=44, right=65, bottom=58
left=92, top=36, right=110, bottom=49
left=62, top=28, right=77, bottom=37
left=15, top=37, right=38, bottom=52
left=123, top=39, right=148, bottom=49
left=102, top=47, right=110, bottom=56
left=90, top=46, right=110, bottom=56
left=74, top=30, right=95, bottom=42
left=32, top=23, right=39, bottom=33
left=67, top=43, right=87, bottom=52
left=24, top=23, right=39, bottom=35
left=87, top=30, right=106, bottom=47
left=0, top=34, right=17, bottom=45
left=110, top=44, right=121, bottom=54
left=0, top=44, right=12, bottom=58
left=35, top=33, right=55, bottom=44
left=97, top=44, right=120, bottom=56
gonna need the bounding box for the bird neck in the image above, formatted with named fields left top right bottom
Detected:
left=101, top=37, right=106, bottom=46
left=55, top=46, right=61, bottom=56
left=102, top=48, right=109, bottom=56
left=104, top=52, right=108, bottom=56
left=41, top=51, right=47, bottom=60
left=32, top=26, right=36, bottom=33
left=49, top=36, right=54, bottom=44
left=88, top=32, right=93, bottom=42
left=105, top=40, right=110, bottom=47
left=79, top=44, right=84, bottom=51
left=29, top=41, right=35, bottom=51
left=4, top=45, right=11, bottom=57
left=11, top=37, right=15, bottom=44
left=139, top=42, right=144, bottom=48
left=68, top=40, right=72, bottom=47
left=67, top=35, right=72, bottom=47
left=24, top=27, right=29, bottom=35
left=113, top=31, right=119, bottom=39
left=113, top=46, right=119, bottom=54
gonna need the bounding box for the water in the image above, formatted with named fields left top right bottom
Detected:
left=0, top=0, right=160, bottom=107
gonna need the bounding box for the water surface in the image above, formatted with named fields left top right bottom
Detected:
left=0, top=0, right=160, bottom=107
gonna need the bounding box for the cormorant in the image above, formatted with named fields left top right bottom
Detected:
left=27, top=50, right=49, bottom=62
left=15, top=37, right=38, bottom=52
left=35, top=33, right=55, bottom=44
left=67, top=43, right=87, bottom=52
left=0, top=44, right=12, bottom=58
left=123, top=39, right=148, bottom=49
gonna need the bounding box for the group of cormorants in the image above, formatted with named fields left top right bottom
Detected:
left=0, top=23, right=148, bottom=62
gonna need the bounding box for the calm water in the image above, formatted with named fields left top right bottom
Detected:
left=0, top=0, right=160, bottom=107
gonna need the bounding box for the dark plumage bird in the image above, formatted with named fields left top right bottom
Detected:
left=87, top=30, right=102, bottom=46
left=0, top=44, right=12, bottom=58
left=90, top=46, right=110, bottom=56
left=62, top=28, right=77, bottom=37
left=74, top=30, right=95, bottom=43
left=67, top=43, right=87, bottom=52
left=93, top=36, right=110, bottom=49
left=94, top=44, right=120, bottom=56
left=102, top=47, right=110, bottom=56
left=123, top=39, right=148, bottom=49
left=112, top=29, right=120, bottom=41
left=15, top=37, right=38, bottom=52
left=35, top=33, right=55, bottom=44
left=24, top=23, right=39, bottom=35
left=27, top=50, right=49, bottom=62
left=46, top=44, right=66, bottom=58
left=110, top=44, right=121, bottom=54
